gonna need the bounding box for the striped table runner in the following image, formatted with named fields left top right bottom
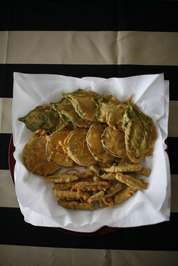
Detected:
left=0, top=1, right=178, bottom=265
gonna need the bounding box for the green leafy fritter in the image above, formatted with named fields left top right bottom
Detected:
left=19, top=105, right=60, bottom=132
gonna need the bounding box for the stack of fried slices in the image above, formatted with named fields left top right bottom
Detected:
left=19, top=89, right=157, bottom=210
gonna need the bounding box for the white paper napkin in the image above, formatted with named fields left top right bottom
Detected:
left=12, top=72, right=170, bottom=232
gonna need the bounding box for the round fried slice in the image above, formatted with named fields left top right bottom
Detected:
left=97, top=100, right=127, bottom=130
left=46, top=128, right=74, bottom=167
left=86, top=123, right=114, bottom=163
left=22, top=130, right=60, bottom=176
left=52, top=98, right=90, bottom=128
left=101, top=127, right=126, bottom=158
left=65, top=128, right=96, bottom=166
left=67, top=90, right=98, bottom=121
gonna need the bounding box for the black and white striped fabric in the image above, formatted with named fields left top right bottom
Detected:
left=0, top=1, right=178, bottom=265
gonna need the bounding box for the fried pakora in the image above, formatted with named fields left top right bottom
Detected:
left=20, top=88, right=157, bottom=211
left=97, top=99, right=127, bottom=130
left=19, top=105, right=60, bottom=132
left=22, top=129, right=60, bottom=176
left=114, top=187, right=137, bottom=204
left=86, top=123, right=115, bottom=163
left=101, top=127, right=126, bottom=158
left=65, top=128, right=96, bottom=166
left=67, top=89, right=99, bottom=121
left=46, top=128, right=74, bottom=167
left=122, top=101, right=157, bottom=163
left=103, top=161, right=143, bottom=173
left=115, top=173, right=148, bottom=190
left=52, top=98, right=90, bottom=128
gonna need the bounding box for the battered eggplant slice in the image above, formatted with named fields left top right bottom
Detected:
left=22, top=129, right=60, bottom=176
left=101, top=127, right=126, bottom=158
left=67, top=89, right=99, bottom=121
left=97, top=100, right=127, bottom=130
left=46, top=128, right=75, bottom=167
left=19, top=105, right=60, bottom=132
left=52, top=98, right=90, bottom=128
left=86, top=123, right=115, bottom=163
left=122, top=102, right=157, bottom=163
left=65, top=128, right=96, bottom=166
left=133, top=104, right=157, bottom=156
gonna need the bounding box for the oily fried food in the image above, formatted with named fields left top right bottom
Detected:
left=19, top=105, right=59, bottom=132
left=56, top=167, right=94, bottom=179
left=67, top=89, right=98, bottom=121
left=103, top=162, right=143, bottom=173
left=54, top=189, right=89, bottom=201
left=22, top=129, right=60, bottom=176
left=87, top=191, right=105, bottom=204
left=72, top=181, right=110, bottom=192
left=115, top=173, right=148, bottom=190
left=62, top=167, right=94, bottom=179
left=101, top=127, right=126, bottom=158
left=122, top=101, right=157, bottom=163
left=104, top=182, right=125, bottom=198
left=86, top=123, right=115, bottom=163
left=114, top=187, right=137, bottom=204
left=21, top=88, right=157, bottom=211
left=136, top=166, right=151, bottom=177
left=134, top=104, right=157, bottom=156
left=99, top=173, right=116, bottom=180
left=65, top=128, right=96, bottom=166
left=101, top=182, right=126, bottom=208
left=52, top=98, right=90, bottom=128
left=46, top=128, right=74, bottom=167
left=47, top=173, right=79, bottom=183
left=53, top=183, right=76, bottom=191
left=97, top=99, right=127, bottom=130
